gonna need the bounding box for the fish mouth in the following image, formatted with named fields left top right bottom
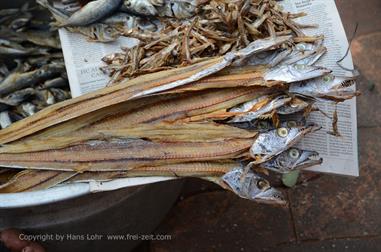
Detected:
left=294, top=151, right=323, bottom=170
left=254, top=187, right=287, bottom=205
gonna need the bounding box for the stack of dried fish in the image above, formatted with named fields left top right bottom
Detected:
left=0, top=1, right=359, bottom=204
left=0, top=3, right=71, bottom=129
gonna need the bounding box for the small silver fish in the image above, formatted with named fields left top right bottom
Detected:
left=250, top=124, right=321, bottom=164
left=60, top=0, right=122, bottom=27
left=264, top=63, right=331, bottom=83
left=0, top=88, right=35, bottom=106
left=0, top=39, right=48, bottom=57
left=289, top=74, right=358, bottom=101
left=259, top=148, right=323, bottom=173
left=222, top=167, right=286, bottom=204
left=41, top=77, right=68, bottom=89
left=0, top=63, right=64, bottom=96
left=21, top=30, right=61, bottom=49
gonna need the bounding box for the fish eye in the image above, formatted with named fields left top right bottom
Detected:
left=256, top=179, right=269, bottom=190
left=287, top=121, right=297, bottom=128
left=288, top=148, right=300, bottom=159
left=276, top=128, right=289, bottom=138
left=323, top=74, right=334, bottom=82
left=294, top=64, right=306, bottom=70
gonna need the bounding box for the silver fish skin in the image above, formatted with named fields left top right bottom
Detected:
left=0, top=63, right=64, bottom=96
left=259, top=148, right=323, bottom=173
left=228, top=95, right=292, bottom=123
left=222, top=167, right=286, bottom=204
left=289, top=74, right=357, bottom=101
left=250, top=124, right=321, bottom=164
left=281, top=46, right=327, bottom=66
left=264, top=64, right=331, bottom=83
left=60, top=0, right=122, bottom=27
left=0, top=111, right=12, bottom=129
left=232, top=35, right=292, bottom=66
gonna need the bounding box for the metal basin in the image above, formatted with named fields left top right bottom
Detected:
left=0, top=1, right=184, bottom=251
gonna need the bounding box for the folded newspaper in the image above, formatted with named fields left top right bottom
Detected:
left=59, top=0, right=359, bottom=187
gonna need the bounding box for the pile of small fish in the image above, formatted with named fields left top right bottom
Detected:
left=38, top=0, right=322, bottom=84
left=0, top=3, right=71, bottom=129
left=0, top=1, right=360, bottom=204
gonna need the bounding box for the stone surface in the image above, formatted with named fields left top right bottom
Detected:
left=151, top=191, right=294, bottom=252
left=288, top=127, right=381, bottom=240
left=351, top=32, right=381, bottom=127
left=336, top=0, right=381, bottom=37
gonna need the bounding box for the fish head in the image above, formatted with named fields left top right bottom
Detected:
left=98, top=25, right=120, bottom=42
left=124, top=0, right=158, bottom=16
left=254, top=187, right=287, bottom=205
left=222, top=167, right=286, bottom=204
left=171, top=1, right=199, bottom=19
left=265, top=64, right=331, bottom=83
left=260, top=148, right=322, bottom=173
left=250, top=124, right=321, bottom=163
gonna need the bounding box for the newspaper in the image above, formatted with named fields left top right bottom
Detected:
left=58, top=0, right=359, bottom=177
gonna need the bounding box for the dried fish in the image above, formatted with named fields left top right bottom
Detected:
left=250, top=124, right=321, bottom=164
left=222, top=167, right=286, bottom=204
left=0, top=63, right=64, bottom=96
left=60, top=0, right=122, bottom=27
left=259, top=148, right=322, bottom=173
left=289, top=74, right=360, bottom=101
left=228, top=95, right=292, bottom=123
